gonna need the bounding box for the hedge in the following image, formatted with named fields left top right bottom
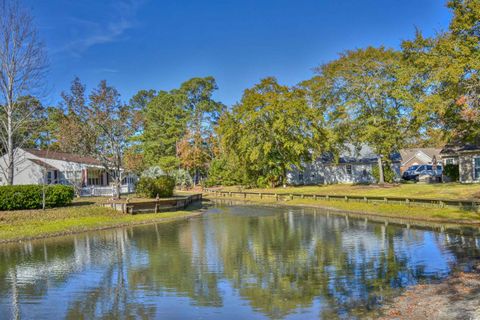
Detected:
left=0, top=185, right=74, bottom=211
left=444, top=164, right=459, bottom=182
left=372, top=162, right=397, bottom=183
left=136, top=176, right=175, bottom=198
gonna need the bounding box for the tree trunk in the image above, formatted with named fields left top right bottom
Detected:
left=281, top=164, right=287, bottom=188
left=42, top=168, right=46, bottom=210
left=194, top=168, right=198, bottom=187
left=7, top=110, right=14, bottom=185
left=115, top=179, right=121, bottom=200
left=377, top=156, right=385, bottom=185
left=114, top=167, right=121, bottom=200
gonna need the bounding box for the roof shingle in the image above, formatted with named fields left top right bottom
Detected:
left=23, top=148, right=102, bottom=166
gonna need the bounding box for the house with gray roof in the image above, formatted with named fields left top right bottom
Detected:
left=287, top=144, right=401, bottom=185
left=440, top=144, right=480, bottom=183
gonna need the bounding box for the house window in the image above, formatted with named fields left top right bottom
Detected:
left=87, top=170, right=101, bottom=186
left=65, top=171, right=81, bottom=181
left=474, top=158, right=480, bottom=180
left=346, top=164, right=352, bottom=175
left=445, top=158, right=454, bottom=165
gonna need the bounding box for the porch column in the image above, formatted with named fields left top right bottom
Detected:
left=83, top=168, right=88, bottom=186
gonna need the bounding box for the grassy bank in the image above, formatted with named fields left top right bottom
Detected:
left=218, top=183, right=480, bottom=200
left=0, top=197, right=203, bottom=243
left=205, top=194, right=480, bottom=225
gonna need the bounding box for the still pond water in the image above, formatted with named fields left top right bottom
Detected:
left=0, top=204, right=480, bottom=319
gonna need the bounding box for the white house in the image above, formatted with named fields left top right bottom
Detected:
left=287, top=144, right=401, bottom=185
left=0, top=148, right=136, bottom=196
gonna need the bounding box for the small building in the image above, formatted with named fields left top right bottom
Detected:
left=440, top=144, right=480, bottom=183
left=399, top=148, right=442, bottom=173
left=0, top=148, right=136, bottom=196
left=287, top=144, right=401, bottom=185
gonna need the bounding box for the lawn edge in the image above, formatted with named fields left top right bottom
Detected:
left=205, top=195, right=480, bottom=227
left=0, top=207, right=206, bottom=244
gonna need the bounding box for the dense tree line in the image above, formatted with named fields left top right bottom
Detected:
left=206, top=0, right=479, bottom=187
left=0, top=0, right=478, bottom=188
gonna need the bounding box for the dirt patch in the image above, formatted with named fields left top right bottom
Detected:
left=472, top=191, right=480, bottom=200
left=379, top=264, right=480, bottom=319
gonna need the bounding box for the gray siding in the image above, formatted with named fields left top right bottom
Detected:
left=459, top=153, right=480, bottom=183
left=288, top=161, right=401, bottom=185
left=288, top=162, right=376, bottom=185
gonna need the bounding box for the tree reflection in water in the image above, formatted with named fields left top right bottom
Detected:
left=0, top=205, right=479, bottom=319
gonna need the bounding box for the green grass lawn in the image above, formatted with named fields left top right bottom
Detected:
left=218, top=183, right=480, bottom=200
left=205, top=194, right=480, bottom=224
left=0, top=197, right=202, bottom=242
left=289, top=199, right=480, bottom=222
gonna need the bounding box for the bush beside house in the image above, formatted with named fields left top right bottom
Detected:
left=443, top=164, right=460, bottom=182
left=372, top=163, right=397, bottom=183
left=0, top=185, right=74, bottom=210
left=136, top=176, right=175, bottom=198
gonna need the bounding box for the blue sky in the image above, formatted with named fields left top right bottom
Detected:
left=26, top=0, right=451, bottom=107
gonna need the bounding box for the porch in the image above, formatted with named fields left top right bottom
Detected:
left=43, top=166, right=136, bottom=197
left=78, top=168, right=136, bottom=197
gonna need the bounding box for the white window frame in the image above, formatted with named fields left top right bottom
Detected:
left=473, top=157, right=480, bottom=180
left=445, top=158, right=455, bottom=165
left=346, top=164, right=353, bottom=175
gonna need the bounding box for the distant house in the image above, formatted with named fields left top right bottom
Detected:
left=440, top=144, right=480, bottom=183
left=287, top=144, right=401, bottom=185
left=0, top=148, right=136, bottom=196
left=399, top=148, right=442, bottom=173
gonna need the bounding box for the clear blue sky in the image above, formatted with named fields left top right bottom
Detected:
left=26, top=0, right=451, bottom=107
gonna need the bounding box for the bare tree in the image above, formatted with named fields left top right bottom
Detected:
left=89, top=80, right=139, bottom=199
left=0, top=0, right=47, bottom=184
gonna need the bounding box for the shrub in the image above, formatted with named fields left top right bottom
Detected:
left=136, top=176, right=175, bottom=198
left=173, top=169, right=193, bottom=189
left=0, top=185, right=74, bottom=210
left=444, top=164, right=459, bottom=182
left=142, top=166, right=166, bottom=178
left=372, top=162, right=397, bottom=183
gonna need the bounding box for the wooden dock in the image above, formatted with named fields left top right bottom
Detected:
left=103, top=194, right=202, bottom=214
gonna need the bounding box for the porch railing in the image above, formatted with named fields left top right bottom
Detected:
left=79, top=184, right=135, bottom=197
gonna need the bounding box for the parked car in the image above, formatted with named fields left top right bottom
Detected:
left=402, top=164, right=442, bottom=181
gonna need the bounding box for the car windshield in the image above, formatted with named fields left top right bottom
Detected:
left=408, top=165, right=419, bottom=171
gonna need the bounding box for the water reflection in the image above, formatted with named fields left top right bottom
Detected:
left=0, top=205, right=479, bottom=319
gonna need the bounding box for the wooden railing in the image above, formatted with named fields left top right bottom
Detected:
left=80, top=184, right=135, bottom=197
left=204, top=189, right=480, bottom=211
left=103, top=194, right=202, bottom=214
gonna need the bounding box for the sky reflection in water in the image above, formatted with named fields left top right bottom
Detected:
left=0, top=204, right=479, bottom=319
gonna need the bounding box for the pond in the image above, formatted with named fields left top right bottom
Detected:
left=0, top=204, right=479, bottom=319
